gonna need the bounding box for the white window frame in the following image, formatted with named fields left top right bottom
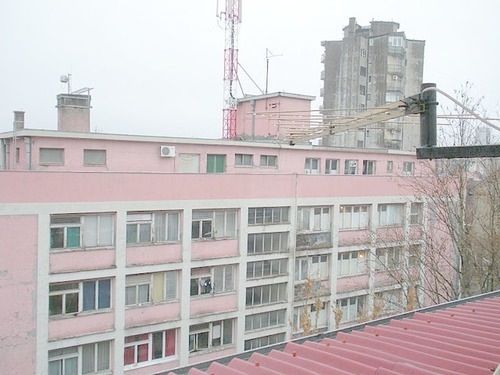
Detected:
left=337, top=250, right=368, bottom=277
left=378, top=203, right=404, bottom=227
left=188, top=320, right=233, bottom=353
left=126, top=274, right=151, bottom=306
left=235, top=153, right=253, bottom=167
left=245, top=309, right=286, bottom=332
left=49, top=279, right=112, bottom=318
left=260, top=155, right=278, bottom=168
left=402, top=161, right=415, bottom=176
left=124, top=330, right=176, bottom=366
left=126, top=211, right=180, bottom=245
left=337, top=295, right=366, bottom=323
left=410, top=202, right=423, bottom=225
left=375, top=247, right=402, bottom=271
left=245, top=283, right=287, bottom=307
left=344, top=160, right=358, bottom=175
left=244, top=332, right=286, bottom=351
left=49, top=341, right=111, bottom=375
left=247, top=232, right=289, bottom=255
left=295, top=255, right=329, bottom=282
left=50, top=214, right=114, bottom=250
left=362, top=160, right=376, bottom=175
left=325, top=159, right=339, bottom=175
left=292, top=302, right=328, bottom=333
left=297, top=206, right=330, bottom=233
left=387, top=160, right=394, bottom=173
left=304, top=158, right=320, bottom=174
left=248, top=207, right=289, bottom=225
left=246, top=258, right=288, bottom=279
left=339, top=205, right=370, bottom=230
left=191, top=210, right=237, bottom=240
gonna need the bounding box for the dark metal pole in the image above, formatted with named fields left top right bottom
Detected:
left=420, top=82, right=437, bottom=147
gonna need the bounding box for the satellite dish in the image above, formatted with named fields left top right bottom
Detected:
left=60, top=75, right=69, bottom=83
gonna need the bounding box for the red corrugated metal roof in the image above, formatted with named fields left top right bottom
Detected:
left=175, top=295, right=500, bottom=375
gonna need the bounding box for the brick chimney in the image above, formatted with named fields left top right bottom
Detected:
left=56, top=93, right=91, bottom=132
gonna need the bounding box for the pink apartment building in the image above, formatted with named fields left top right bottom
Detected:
left=0, top=93, right=426, bottom=375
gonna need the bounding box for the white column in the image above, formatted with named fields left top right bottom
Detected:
left=178, top=209, right=192, bottom=366
left=367, top=203, right=378, bottom=316
left=36, top=214, right=50, bottom=375
left=236, top=207, right=248, bottom=353
left=113, top=210, right=127, bottom=373
left=329, top=204, right=340, bottom=330
left=286, top=203, right=297, bottom=339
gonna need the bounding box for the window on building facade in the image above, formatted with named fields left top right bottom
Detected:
left=83, top=149, right=106, bottom=166
left=360, top=49, right=367, bottom=58
left=325, top=159, right=339, bottom=174
left=50, top=214, right=114, bottom=250
left=125, top=271, right=178, bottom=306
left=248, top=206, right=289, bottom=225
left=375, top=247, right=402, bottom=271
left=49, top=341, right=111, bottom=375
left=40, top=148, right=64, bottom=165
left=245, top=283, right=287, bottom=307
left=409, top=244, right=421, bottom=267
left=126, top=211, right=180, bottom=245
left=206, top=154, right=226, bottom=173
left=189, top=320, right=233, bottom=353
left=259, top=155, right=277, bottom=168
left=362, top=160, right=376, bottom=175
left=344, top=160, right=358, bottom=175
left=359, top=85, right=366, bottom=96
left=337, top=295, right=366, bottom=323
left=339, top=205, right=370, bottom=230
left=297, top=206, right=330, bottom=232
left=378, top=203, right=404, bottom=226
left=385, top=91, right=401, bottom=103
left=247, top=232, right=288, bottom=254
left=410, top=202, right=423, bottom=225
left=360, top=66, right=367, bottom=77
left=246, top=258, right=288, bottom=279
left=403, top=161, right=415, bottom=175
left=49, top=279, right=111, bottom=317
left=295, top=255, right=328, bottom=281
left=191, top=209, right=237, bottom=240
left=245, top=309, right=286, bottom=332
left=388, top=36, right=404, bottom=47
left=190, top=265, right=234, bottom=296
left=293, top=302, right=328, bottom=332
left=244, top=332, right=286, bottom=351
left=177, top=153, right=200, bottom=173
left=337, top=250, right=368, bottom=277
left=387, top=160, right=394, bottom=173
left=376, top=289, right=403, bottom=313
left=235, top=153, right=253, bottom=167
left=124, top=330, right=176, bottom=366
left=304, top=158, right=320, bottom=174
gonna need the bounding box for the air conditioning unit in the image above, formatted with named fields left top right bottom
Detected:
left=160, top=146, right=176, bottom=158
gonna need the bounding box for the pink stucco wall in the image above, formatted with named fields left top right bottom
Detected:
left=0, top=215, right=37, bottom=375
left=235, top=96, right=312, bottom=139
left=338, top=230, right=371, bottom=247
left=409, top=225, right=424, bottom=240
left=376, top=226, right=405, bottom=243
left=48, top=312, right=114, bottom=341
left=50, top=248, right=115, bottom=273
left=125, top=302, right=180, bottom=328
left=191, top=239, right=239, bottom=260
left=336, top=274, right=369, bottom=293
left=190, top=293, right=238, bottom=318
left=126, top=243, right=182, bottom=267
left=374, top=271, right=398, bottom=288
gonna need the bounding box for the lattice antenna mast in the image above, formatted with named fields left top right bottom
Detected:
left=218, top=0, right=242, bottom=139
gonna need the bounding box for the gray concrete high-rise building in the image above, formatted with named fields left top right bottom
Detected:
left=320, top=17, right=425, bottom=150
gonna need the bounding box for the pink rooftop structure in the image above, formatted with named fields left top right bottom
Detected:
left=0, top=92, right=454, bottom=375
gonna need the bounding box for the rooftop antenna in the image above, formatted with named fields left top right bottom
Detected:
left=265, top=48, right=282, bottom=94
left=60, top=74, right=72, bottom=94
left=217, top=0, right=242, bottom=139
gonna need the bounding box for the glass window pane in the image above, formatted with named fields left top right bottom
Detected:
left=82, top=344, right=95, bottom=374
left=124, top=346, right=135, bottom=365
left=126, top=224, right=137, bottom=244
left=137, top=344, right=148, bottom=362
left=66, top=227, right=80, bottom=248
left=98, top=215, right=113, bottom=246
left=226, top=212, right=236, bottom=237
left=138, top=284, right=149, bottom=304
left=65, top=293, right=79, bottom=314
left=82, top=281, right=96, bottom=311
left=167, top=213, right=179, bottom=241
left=190, top=278, right=199, bottom=296
left=97, top=341, right=110, bottom=371
left=50, top=227, right=64, bottom=249
left=154, top=212, right=166, bottom=242
left=152, top=332, right=163, bottom=359
left=165, top=271, right=177, bottom=300
left=48, top=360, right=62, bottom=375
left=49, top=295, right=63, bottom=316
left=198, top=332, right=209, bottom=349
left=202, top=220, right=212, bottom=238
left=83, top=216, right=98, bottom=248
left=214, top=212, right=225, bottom=238
left=223, top=320, right=233, bottom=345
left=64, top=357, right=78, bottom=375
left=139, top=223, right=151, bottom=243
left=98, top=280, right=111, bottom=309
left=125, top=286, right=136, bottom=305
left=191, top=221, right=200, bottom=239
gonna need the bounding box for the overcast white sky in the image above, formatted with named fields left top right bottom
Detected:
left=1, top=0, right=499, bottom=138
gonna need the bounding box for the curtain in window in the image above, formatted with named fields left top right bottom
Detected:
left=82, top=281, right=96, bottom=311
left=165, top=271, right=177, bottom=300
left=152, top=273, right=165, bottom=303
left=165, top=329, right=176, bottom=356
left=97, top=341, right=109, bottom=371
left=167, top=213, right=179, bottom=241
left=98, top=280, right=110, bottom=309
left=154, top=213, right=166, bottom=242
left=82, top=344, right=95, bottom=374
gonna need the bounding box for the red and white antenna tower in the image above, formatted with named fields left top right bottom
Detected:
left=218, top=0, right=242, bottom=139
